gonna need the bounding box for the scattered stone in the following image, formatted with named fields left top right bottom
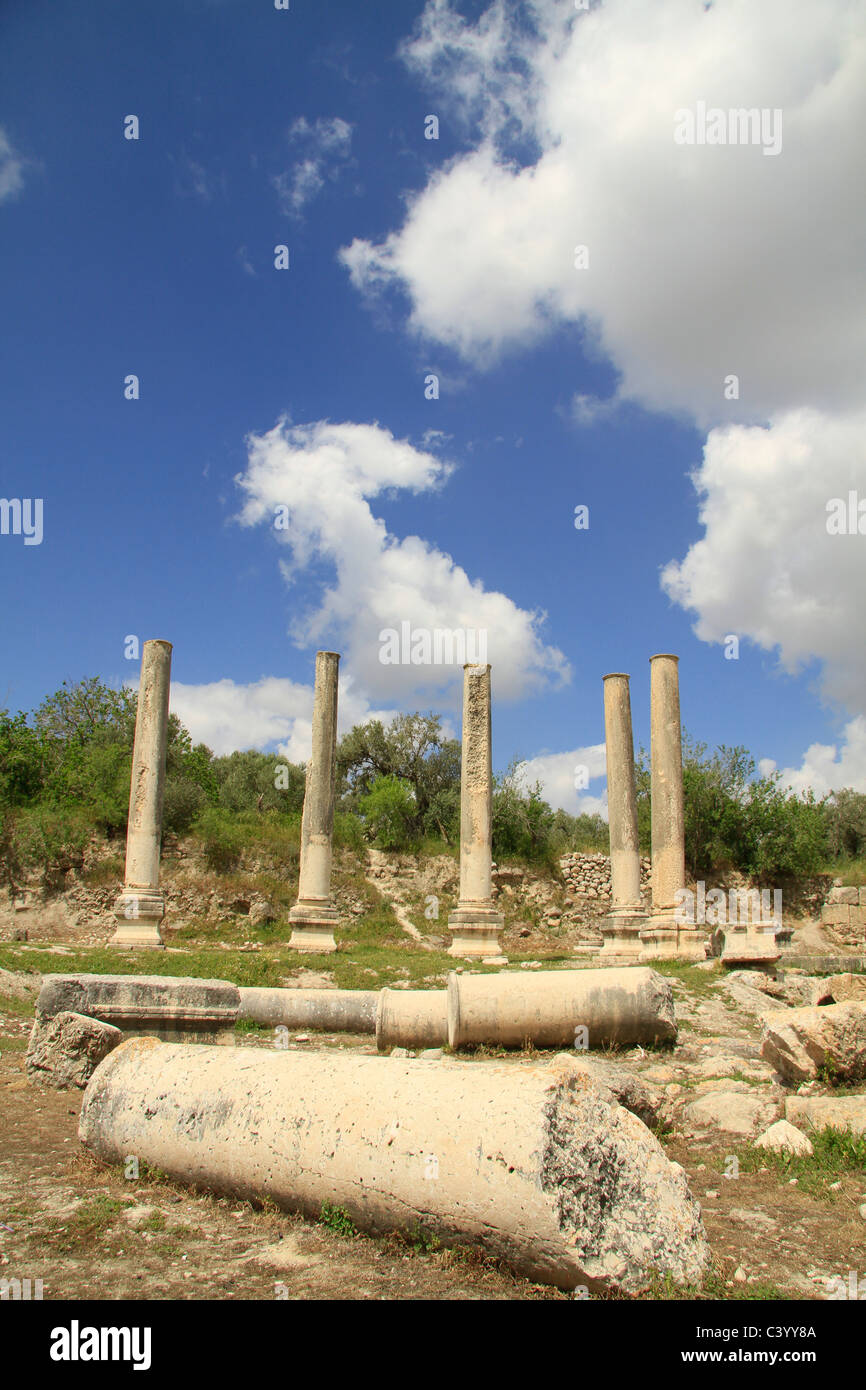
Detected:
left=809, top=973, right=866, bottom=1007
left=754, top=1119, right=813, bottom=1156
left=784, top=1094, right=866, bottom=1137
left=419, top=1048, right=443, bottom=1060
left=859, top=1204, right=866, bottom=1222
left=684, top=1091, right=778, bottom=1136
left=389, top=1046, right=410, bottom=1058
left=761, top=1002, right=866, bottom=1083
left=734, top=1266, right=747, bottom=1282
left=26, top=1011, right=122, bottom=1089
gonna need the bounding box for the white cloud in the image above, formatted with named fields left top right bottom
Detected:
left=769, top=718, right=866, bottom=797
left=516, top=744, right=608, bottom=817
left=234, top=417, right=569, bottom=706
left=342, top=0, right=866, bottom=426
left=660, top=407, right=866, bottom=711
left=169, top=672, right=398, bottom=760
left=273, top=116, right=353, bottom=216
left=0, top=128, right=26, bottom=203
left=340, top=0, right=866, bottom=758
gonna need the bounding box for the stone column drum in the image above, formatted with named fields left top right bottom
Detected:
left=641, top=655, right=705, bottom=961
left=600, top=673, right=647, bottom=960
left=289, top=651, right=341, bottom=953
left=447, top=665, right=506, bottom=962
left=110, top=640, right=172, bottom=949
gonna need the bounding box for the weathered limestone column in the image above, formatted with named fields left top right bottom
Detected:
left=289, top=651, right=341, bottom=953
left=110, top=640, right=172, bottom=949
left=447, top=665, right=506, bottom=962
left=599, top=674, right=647, bottom=960
left=640, top=655, right=705, bottom=961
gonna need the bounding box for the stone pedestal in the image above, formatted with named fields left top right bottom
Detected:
left=640, top=654, right=706, bottom=962
left=721, top=928, right=781, bottom=968
left=289, top=652, right=341, bottom=954
left=448, top=665, right=506, bottom=963
left=110, top=640, right=172, bottom=950
left=599, top=674, right=647, bottom=962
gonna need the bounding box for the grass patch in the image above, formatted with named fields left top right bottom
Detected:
left=0, top=990, right=35, bottom=1018
left=50, top=1194, right=133, bottom=1251
left=646, top=960, right=725, bottom=996
left=726, top=1126, right=866, bottom=1198
left=319, top=1203, right=358, bottom=1239
left=642, top=1269, right=791, bottom=1301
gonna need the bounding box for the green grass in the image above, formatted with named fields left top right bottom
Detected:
left=726, top=1125, right=866, bottom=1198
left=0, top=990, right=36, bottom=1018
left=645, top=959, right=725, bottom=996
left=51, top=1194, right=134, bottom=1251
left=319, top=1203, right=358, bottom=1238
left=641, top=1269, right=791, bottom=1301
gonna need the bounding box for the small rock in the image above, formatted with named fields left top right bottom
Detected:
left=859, top=1204, right=866, bottom=1222
left=419, top=1048, right=443, bottom=1060
left=294, top=1034, right=310, bottom=1043
left=734, top=1266, right=747, bottom=1282
left=390, top=1047, right=410, bottom=1058
left=704, top=1190, right=719, bottom=1199
left=754, top=1119, right=814, bottom=1157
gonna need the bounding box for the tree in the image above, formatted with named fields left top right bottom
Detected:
left=337, top=714, right=460, bottom=835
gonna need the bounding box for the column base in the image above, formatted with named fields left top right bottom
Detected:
left=108, top=890, right=166, bottom=950
left=288, top=901, right=339, bottom=954
left=599, top=909, right=648, bottom=962
left=721, top=927, right=780, bottom=967
left=447, top=903, right=506, bottom=963
left=640, top=914, right=707, bottom=962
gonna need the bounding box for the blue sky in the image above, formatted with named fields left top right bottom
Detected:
left=2, top=0, right=865, bottom=813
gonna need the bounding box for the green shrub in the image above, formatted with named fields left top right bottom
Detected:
left=358, top=775, right=417, bottom=850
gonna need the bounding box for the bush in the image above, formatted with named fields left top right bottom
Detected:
left=358, top=775, right=417, bottom=850
left=193, top=808, right=247, bottom=873
left=13, top=806, right=91, bottom=890
left=162, top=779, right=208, bottom=837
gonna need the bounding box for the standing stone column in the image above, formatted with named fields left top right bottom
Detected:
left=110, top=640, right=172, bottom=949
left=289, top=652, right=341, bottom=954
left=447, top=665, right=506, bottom=963
left=599, top=674, right=647, bottom=960
left=640, top=654, right=705, bottom=961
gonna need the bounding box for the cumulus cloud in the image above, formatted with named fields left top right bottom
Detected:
left=764, top=718, right=866, bottom=797
left=273, top=116, right=353, bottom=217
left=338, top=0, right=866, bottom=795
left=516, top=744, right=608, bottom=817
left=233, top=417, right=569, bottom=705
left=341, top=0, right=866, bottom=425
left=660, top=407, right=866, bottom=710
left=169, top=672, right=398, bottom=760
left=0, top=128, right=26, bottom=203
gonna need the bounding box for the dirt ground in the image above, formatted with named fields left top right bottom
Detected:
left=2, top=958, right=865, bottom=1303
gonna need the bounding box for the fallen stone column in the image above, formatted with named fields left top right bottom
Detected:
left=110, top=639, right=173, bottom=949
left=33, top=973, right=239, bottom=1045
left=376, top=988, right=449, bottom=1051
left=448, top=966, right=676, bottom=1049
left=79, top=1040, right=708, bottom=1294
left=239, top=987, right=377, bottom=1033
